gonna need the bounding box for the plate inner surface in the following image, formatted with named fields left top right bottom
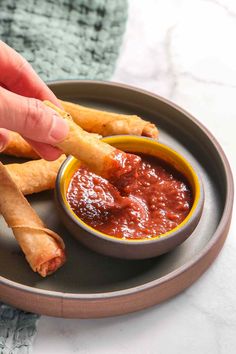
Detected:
left=0, top=82, right=227, bottom=294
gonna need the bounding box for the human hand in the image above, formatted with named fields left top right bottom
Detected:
left=0, top=41, right=68, bottom=160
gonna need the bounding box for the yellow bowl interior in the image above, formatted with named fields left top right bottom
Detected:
left=59, top=136, right=201, bottom=242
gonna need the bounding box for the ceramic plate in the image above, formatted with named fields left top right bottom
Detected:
left=0, top=81, right=233, bottom=318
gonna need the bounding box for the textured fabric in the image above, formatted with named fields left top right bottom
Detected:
left=0, top=0, right=127, bottom=352
left=0, top=0, right=128, bottom=81
left=0, top=303, right=39, bottom=354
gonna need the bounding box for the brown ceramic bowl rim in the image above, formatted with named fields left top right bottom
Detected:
left=56, top=136, right=204, bottom=246
left=0, top=80, right=234, bottom=301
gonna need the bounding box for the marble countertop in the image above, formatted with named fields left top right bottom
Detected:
left=34, top=0, right=236, bottom=353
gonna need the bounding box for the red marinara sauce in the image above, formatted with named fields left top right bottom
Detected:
left=67, top=154, right=192, bottom=240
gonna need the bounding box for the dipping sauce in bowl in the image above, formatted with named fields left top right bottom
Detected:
left=66, top=154, right=192, bottom=240
left=56, top=136, right=203, bottom=259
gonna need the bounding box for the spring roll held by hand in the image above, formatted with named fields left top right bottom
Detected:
left=0, top=101, right=157, bottom=159
left=6, top=155, right=66, bottom=195
left=1, top=131, right=100, bottom=159
left=0, top=162, right=66, bottom=276
left=60, top=100, right=158, bottom=138
left=44, top=101, right=141, bottom=179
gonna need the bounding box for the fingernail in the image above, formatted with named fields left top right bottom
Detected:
left=49, top=114, right=69, bottom=143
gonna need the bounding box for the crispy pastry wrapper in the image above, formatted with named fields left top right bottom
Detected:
left=44, top=101, right=119, bottom=178
left=6, top=155, right=66, bottom=195
left=0, top=162, right=66, bottom=277
left=2, top=132, right=39, bottom=159
left=1, top=130, right=100, bottom=160
left=60, top=99, right=158, bottom=139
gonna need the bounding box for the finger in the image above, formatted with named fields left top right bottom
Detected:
left=0, top=86, right=69, bottom=145
left=0, top=41, right=61, bottom=106
left=0, top=128, right=10, bottom=152
left=25, top=139, right=64, bottom=161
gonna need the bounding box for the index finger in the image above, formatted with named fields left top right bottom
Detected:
left=0, top=41, right=59, bottom=106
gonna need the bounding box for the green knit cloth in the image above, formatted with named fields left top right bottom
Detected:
left=0, top=0, right=128, bottom=353
left=0, top=0, right=127, bottom=81
left=0, top=305, right=38, bottom=354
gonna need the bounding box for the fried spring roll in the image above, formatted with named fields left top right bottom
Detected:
left=6, top=155, right=66, bottom=195
left=60, top=100, right=158, bottom=138
left=45, top=101, right=138, bottom=179
left=2, top=132, right=38, bottom=159
left=1, top=131, right=101, bottom=159
left=0, top=162, right=66, bottom=276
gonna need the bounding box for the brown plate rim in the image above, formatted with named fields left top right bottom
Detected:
left=0, top=80, right=234, bottom=301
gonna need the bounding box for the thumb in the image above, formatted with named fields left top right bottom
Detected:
left=0, top=87, right=68, bottom=145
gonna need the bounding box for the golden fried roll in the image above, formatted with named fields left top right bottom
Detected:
left=44, top=101, right=140, bottom=179
left=1, top=131, right=100, bottom=159
left=6, top=155, right=66, bottom=195
left=2, top=132, right=38, bottom=159
left=60, top=100, right=158, bottom=138
left=0, top=162, right=66, bottom=277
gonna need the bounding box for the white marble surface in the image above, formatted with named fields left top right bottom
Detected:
left=34, top=0, right=236, bottom=353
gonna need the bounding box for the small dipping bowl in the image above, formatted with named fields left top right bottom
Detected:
left=55, top=136, right=204, bottom=259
